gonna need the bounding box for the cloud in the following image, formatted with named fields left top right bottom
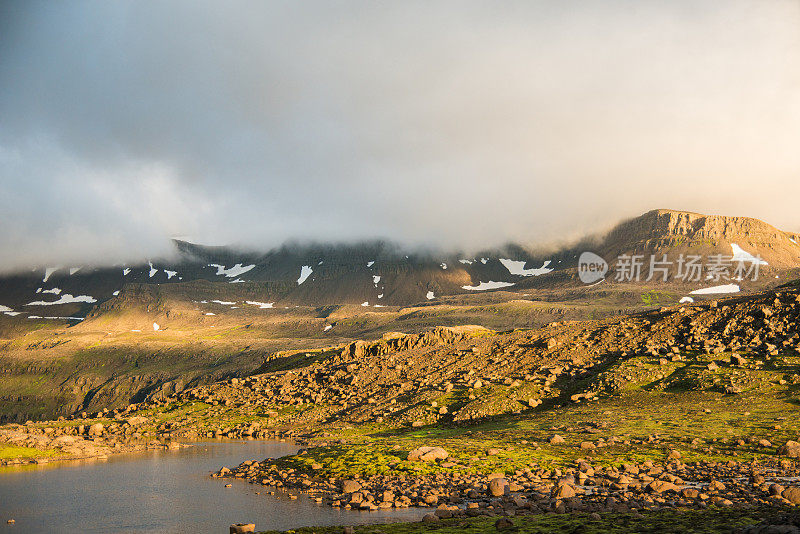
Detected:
left=1, top=0, right=799, bottom=271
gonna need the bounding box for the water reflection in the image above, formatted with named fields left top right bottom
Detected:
left=0, top=441, right=422, bottom=534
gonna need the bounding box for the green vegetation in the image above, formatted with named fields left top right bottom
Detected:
left=259, top=507, right=783, bottom=534
left=0, top=444, right=61, bottom=460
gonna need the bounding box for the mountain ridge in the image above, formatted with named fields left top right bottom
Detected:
left=0, top=209, right=798, bottom=319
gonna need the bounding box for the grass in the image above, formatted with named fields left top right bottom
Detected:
left=258, top=507, right=784, bottom=533
left=265, top=384, right=800, bottom=478
left=0, top=444, right=61, bottom=460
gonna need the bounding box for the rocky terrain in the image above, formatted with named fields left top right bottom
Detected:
left=4, top=281, right=800, bottom=533
left=3, top=209, right=800, bottom=532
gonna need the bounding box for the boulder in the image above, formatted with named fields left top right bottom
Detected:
left=488, top=478, right=509, bottom=497
left=229, top=524, right=255, bottom=534
left=407, top=446, right=448, bottom=462
left=681, top=488, right=700, bottom=499
left=552, top=484, right=576, bottom=498
left=782, top=487, right=800, bottom=505
left=88, top=423, right=104, bottom=436
left=647, top=480, right=679, bottom=494
left=779, top=441, right=800, bottom=458
left=421, top=513, right=439, bottom=523
left=341, top=479, right=362, bottom=493
left=730, top=354, right=746, bottom=366
left=127, top=416, right=148, bottom=426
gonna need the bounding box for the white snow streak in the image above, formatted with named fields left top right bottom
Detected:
left=43, top=267, right=58, bottom=283
left=690, top=284, right=740, bottom=295
left=499, top=259, right=553, bottom=277
left=297, top=265, right=313, bottom=285
left=26, top=294, right=97, bottom=306
left=730, top=244, right=768, bottom=265
left=208, top=263, right=256, bottom=278
left=245, top=301, right=274, bottom=309
left=461, top=281, right=515, bottom=291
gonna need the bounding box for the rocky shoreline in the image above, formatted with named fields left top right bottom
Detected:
left=0, top=419, right=190, bottom=466
left=217, top=449, right=800, bottom=521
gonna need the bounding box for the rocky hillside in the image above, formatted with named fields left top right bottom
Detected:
left=596, top=209, right=800, bottom=268
left=121, top=281, right=800, bottom=438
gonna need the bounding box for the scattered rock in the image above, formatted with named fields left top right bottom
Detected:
left=407, top=446, right=449, bottom=462
left=341, top=480, right=362, bottom=493
left=488, top=477, right=509, bottom=497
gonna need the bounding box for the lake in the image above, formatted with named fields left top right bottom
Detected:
left=0, top=440, right=423, bottom=533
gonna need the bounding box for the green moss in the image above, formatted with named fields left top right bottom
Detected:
left=0, top=444, right=61, bottom=460
left=257, top=507, right=779, bottom=533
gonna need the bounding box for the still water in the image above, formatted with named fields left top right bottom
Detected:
left=0, top=441, right=423, bottom=534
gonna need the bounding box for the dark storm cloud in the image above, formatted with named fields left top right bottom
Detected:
left=1, top=1, right=799, bottom=271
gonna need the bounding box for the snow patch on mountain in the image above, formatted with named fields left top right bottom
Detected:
left=209, top=263, right=255, bottom=278
left=43, top=267, right=58, bottom=283
left=462, top=281, right=515, bottom=291
left=246, top=301, right=274, bottom=309
left=26, top=294, right=97, bottom=306
left=500, top=259, right=553, bottom=277
left=690, top=284, right=740, bottom=295
left=730, top=244, right=768, bottom=265
left=297, top=265, right=313, bottom=285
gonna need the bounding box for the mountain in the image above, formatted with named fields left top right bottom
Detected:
left=1, top=208, right=799, bottom=422
left=595, top=209, right=800, bottom=268
left=0, top=209, right=799, bottom=322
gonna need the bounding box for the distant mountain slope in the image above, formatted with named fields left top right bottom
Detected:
left=596, top=209, right=800, bottom=267
left=0, top=209, right=798, bottom=320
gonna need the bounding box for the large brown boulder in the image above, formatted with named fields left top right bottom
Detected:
left=552, top=484, right=576, bottom=499
left=782, top=487, right=800, bottom=505
left=341, top=479, right=362, bottom=493
left=488, top=478, right=509, bottom=497
left=647, top=480, right=679, bottom=494
left=779, top=441, right=800, bottom=458
left=407, top=446, right=448, bottom=462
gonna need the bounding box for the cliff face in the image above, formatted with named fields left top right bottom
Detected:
left=597, top=209, right=800, bottom=268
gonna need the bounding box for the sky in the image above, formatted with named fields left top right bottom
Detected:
left=1, top=1, right=799, bottom=272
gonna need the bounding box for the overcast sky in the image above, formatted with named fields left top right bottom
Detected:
left=1, top=1, right=799, bottom=271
